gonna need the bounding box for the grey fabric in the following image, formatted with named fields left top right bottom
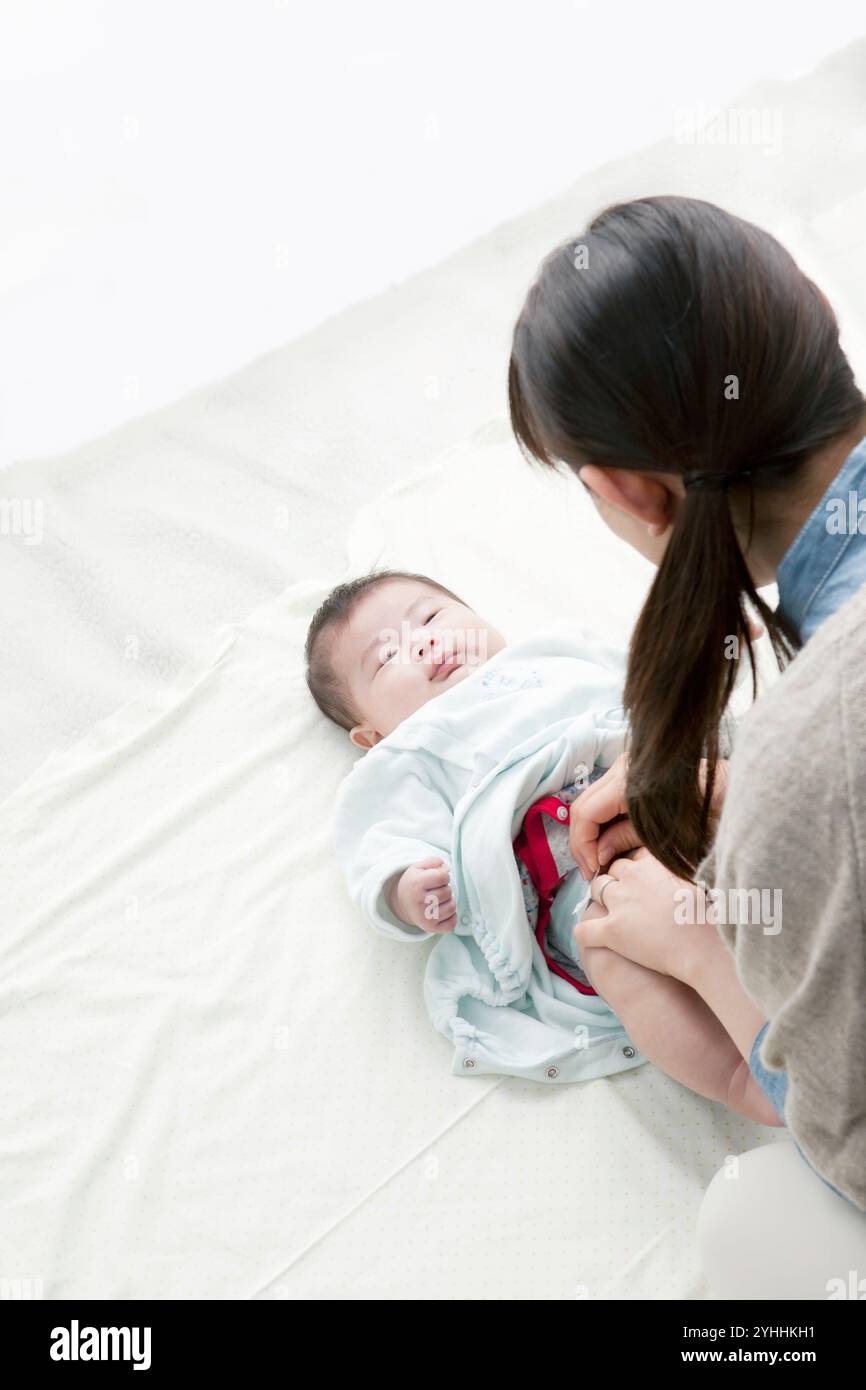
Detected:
left=698, top=581, right=866, bottom=1210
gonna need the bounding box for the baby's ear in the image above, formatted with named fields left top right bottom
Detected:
left=349, top=725, right=379, bottom=751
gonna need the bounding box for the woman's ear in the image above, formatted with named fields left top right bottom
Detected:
left=580, top=464, right=676, bottom=538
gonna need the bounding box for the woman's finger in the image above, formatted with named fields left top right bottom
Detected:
left=569, top=813, right=600, bottom=881
left=600, top=854, right=633, bottom=879
left=588, top=872, right=617, bottom=906
left=596, top=816, right=643, bottom=867
left=630, top=845, right=652, bottom=861
left=569, top=754, right=629, bottom=876
left=580, top=899, right=608, bottom=922
left=573, top=913, right=612, bottom=950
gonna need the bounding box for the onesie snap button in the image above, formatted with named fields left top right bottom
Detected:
left=546, top=1066, right=559, bottom=1079
left=460, top=913, right=471, bottom=925
left=556, top=805, right=569, bottom=822
left=463, top=1057, right=477, bottom=1070
left=622, top=1045, right=636, bottom=1059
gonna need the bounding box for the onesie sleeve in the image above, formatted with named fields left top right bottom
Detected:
left=333, top=755, right=454, bottom=943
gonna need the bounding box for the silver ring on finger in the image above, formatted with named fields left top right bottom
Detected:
left=597, top=874, right=614, bottom=909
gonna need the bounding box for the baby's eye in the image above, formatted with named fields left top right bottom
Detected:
left=425, top=610, right=441, bottom=624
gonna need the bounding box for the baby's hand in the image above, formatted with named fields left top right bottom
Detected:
left=392, top=857, right=457, bottom=933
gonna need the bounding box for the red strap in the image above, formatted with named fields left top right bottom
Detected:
left=514, top=796, right=597, bottom=997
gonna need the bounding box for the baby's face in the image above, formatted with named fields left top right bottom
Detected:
left=331, top=579, right=507, bottom=749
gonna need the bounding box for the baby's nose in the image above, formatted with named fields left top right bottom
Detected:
left=411, top=630, right=430, bottom=661
left=412, top=629, right=440, bottom=666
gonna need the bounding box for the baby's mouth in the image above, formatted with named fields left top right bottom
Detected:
left=431, top=653, right=463, bottom=682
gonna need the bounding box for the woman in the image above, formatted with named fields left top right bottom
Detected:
left=508, top=195, right=866, bottom=1298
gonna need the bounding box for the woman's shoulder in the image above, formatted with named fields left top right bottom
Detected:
left=707, top=580, right=866, bottom=932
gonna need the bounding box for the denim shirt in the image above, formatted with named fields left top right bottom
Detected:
left=749, top=430, right=866, bottom=1196
left=776, top=431, right=866, bottom=642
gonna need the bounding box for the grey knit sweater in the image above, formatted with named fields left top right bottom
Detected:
left=698, top=580, right=866, bottom=1209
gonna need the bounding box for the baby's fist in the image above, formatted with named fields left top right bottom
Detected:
left=392, top=857, right=457, bottom=933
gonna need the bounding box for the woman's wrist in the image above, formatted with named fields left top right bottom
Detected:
left=665, top=879, right=726, bottom=986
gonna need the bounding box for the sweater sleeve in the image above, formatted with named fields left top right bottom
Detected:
left=698, top=841, right=791, bottom=1124
left=333, top=755, right=455, bottom=944
left=707, top=591, right=866, bottom=1210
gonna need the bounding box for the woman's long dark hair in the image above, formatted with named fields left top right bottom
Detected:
left=509, top=195, right=866, bottom=879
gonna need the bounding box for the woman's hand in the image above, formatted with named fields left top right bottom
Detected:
left=569, top=753, right=641, bottom=879
left=572, top=847, right=721, bottom=984
left=570, top=753, right=731, bottom=880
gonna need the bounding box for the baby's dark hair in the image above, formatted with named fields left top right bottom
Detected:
left=304, top=568, right=468, bottom=731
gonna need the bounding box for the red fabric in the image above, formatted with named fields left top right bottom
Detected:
left=513, top=794, right=598, bottom=996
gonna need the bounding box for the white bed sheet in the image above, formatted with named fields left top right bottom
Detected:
left=2, top=41, right=866, bottom=1299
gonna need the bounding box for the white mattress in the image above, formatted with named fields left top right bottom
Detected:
left=2, top=40, right=866, bottom=1299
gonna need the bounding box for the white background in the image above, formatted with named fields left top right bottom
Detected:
left=2, top=0, right=866, bottom=466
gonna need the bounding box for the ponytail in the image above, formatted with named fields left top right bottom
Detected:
left=624, top=484, right=797, bottom=878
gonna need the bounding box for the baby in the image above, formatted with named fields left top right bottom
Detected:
left=306, top=567, right=780, bottom=1126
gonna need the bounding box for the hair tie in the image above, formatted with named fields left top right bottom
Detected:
left=683, top=468, right=753, bottom=492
